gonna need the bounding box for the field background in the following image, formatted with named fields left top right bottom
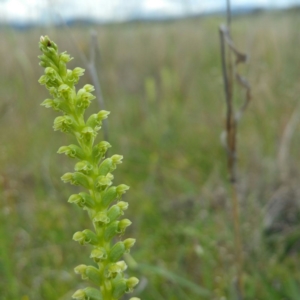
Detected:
left=0, top=9, right=300, bottom=300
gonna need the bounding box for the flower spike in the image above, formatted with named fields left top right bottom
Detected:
left=39, top=36, right=138, bottom=300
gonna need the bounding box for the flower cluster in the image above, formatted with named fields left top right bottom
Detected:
left=38, top=36, right=139, bottom=300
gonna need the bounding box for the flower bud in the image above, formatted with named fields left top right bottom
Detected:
left=107, top=201, right=128, bottom=222
left=80, top=127, right=96, bottom=143
left=45, top=67, right=61, bottom=82
left=58, top=83, right=70, bottom=93
left=48, top=86, right=58, bottom=97
left=57, top=144, right=85, bottom=160
left=101, top=185, right=129, bottom=207
left=72, top=289, right=86, bottom=300
left=54, top=99, right=70, bottom=112
left=93, top=212, right=110, bottom=225
left=73, top=67, right=85, bottom=78
left=101, top=186, right=117, bottom=207
left=116, top=184, right=130, bottom=199
left=90, top=247, right=107, bottom=262
left=39, top=58, right=51, bottom=68
left=60, top=51, right=73, bottom=63
left=58, top=60, right=67, bottom=77
left=92, top=141, right=111, bottom=162
left=107, top=173, right=114, bottom=181
left=85, top=266, right=102, bottom=285
left=41, top=98, right=69, bottom=113
left=117, top=201, right=129, bottom=211
left=40, top=98, right=54, bottom=108
left=107, top=205, right=122, bottom=222
left=104, top=221, right=119, bottom=241
left=74, top=160, right=93, bottom=174
left=38, top=75, right=48, bottom=85
left=123, top=238, right=136, bottom=251
left=98, top=155, right=123, bottom=176
left=118, top=219, right=132, bottom=234
left=116, top=260, right=127, bottom=270
left=39, top=35, right=58, bottom=51
left=106, top=261, right=127, bottom=278
left=61, top=172, right=92, bottom=189
left=65, top=68, right=81, bottom=84
left=82, top=229, right=98, bottom=244
left=68, top=193, right=94, bottom=208
left=98, top=158, right=113, bottom=176
left=112, top=278, right=127, bottom=299
left=112, top=155, right=123, bottom=165
left=83, top=287, right=103, bottom=300
left=61, top=172, right=73, bottom=183
left=39, top=61, right=47, bottom=67
left=39, top=54, right=57, bottom=70
left=74, top=264, right=88, bottom=279
left=95, top=174, right=113, bottom=191
left=109, top=241, right=126, bottom=262
left=65, top=69, right=76, bottom=84
left=73, top=229, right=98, bottom=245
left=73, top=231, right=85, bottom=245
left=39, top=35, right=46, bottom=42
left=86, top=110, right=110, bottom=131
left=76, top=89, right=96, bottom=110
left=83, top=84, right=95, bottom=92
left=72, top=287, right=103, bottom=300
left=97, top=110, right=110, bottom=120
left=53, top=115, right=74, bottom=133
left=68, top=194, right=81, bottom=205
left=57, top=83, right=72, bottom=100
left=47, top=46, right=57, bottom=56
left=73, top=269, right=102, bottom=292
left=126, top=277, right=139, bottom=292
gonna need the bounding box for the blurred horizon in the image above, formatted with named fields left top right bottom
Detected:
left=1, top=0, right=300, bottom=26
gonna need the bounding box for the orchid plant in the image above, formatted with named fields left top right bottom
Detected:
left=38, top=36, right=139, bottom=300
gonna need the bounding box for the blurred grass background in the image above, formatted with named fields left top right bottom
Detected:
left=0, top=9, right=300, bottom=300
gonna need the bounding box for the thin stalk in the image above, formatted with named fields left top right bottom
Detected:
left=219, top=25, right=236, bottom=183
left=219, top=1, right=246, bottom=297
left=231, top=182, right=243, bottom=300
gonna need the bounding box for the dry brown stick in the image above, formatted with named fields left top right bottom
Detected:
left=235, top=73, right=251, bottom=122
left=220, top=26, right=243, bottom=299
left=219, top=25, right=252, bottom=163
left=223, top=31, right=251, bottom=122
left=219, top=1, right=252, bottom=297
left=219, top=25, right=237, bottom=183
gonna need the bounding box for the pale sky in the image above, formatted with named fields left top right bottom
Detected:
left=0, top=0, right=299, bottom=24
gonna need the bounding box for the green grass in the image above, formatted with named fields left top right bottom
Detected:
left=0, top=10, right=300, bottom=299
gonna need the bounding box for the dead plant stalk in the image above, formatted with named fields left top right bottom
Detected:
left=219, top=1, right=251, bottom=298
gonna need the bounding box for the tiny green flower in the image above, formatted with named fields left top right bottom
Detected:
left=68, top=193, right=95, bottom=209
left=38, top=36, right=139, bottom=300
left=73, top=229, right=98, bottom=245
left=57, top=144, right=85, bottom=159
left=90, top=247, right=108, bottom=262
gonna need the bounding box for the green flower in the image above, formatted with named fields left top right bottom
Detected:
left=39, top=36, right=138, bottom=300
